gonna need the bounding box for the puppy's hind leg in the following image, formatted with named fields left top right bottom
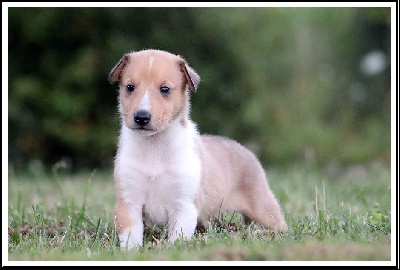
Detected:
left=244, top=188, right=288, bottom=231
left=257, top=199, right=287, bottom=231
left=241, top=171, right=288, bottom=231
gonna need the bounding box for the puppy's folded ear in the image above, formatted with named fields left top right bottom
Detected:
left=109, top=54, right=130, bottom=84
left=178, top=59, right=201, bottom=92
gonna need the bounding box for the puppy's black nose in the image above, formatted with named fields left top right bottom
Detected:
left=134, top=110, right=151, bottom=126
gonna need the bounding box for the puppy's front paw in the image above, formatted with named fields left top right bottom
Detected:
left=118, top=227, right=143, bottom=250
left=167, top=205, right=198, bottom=243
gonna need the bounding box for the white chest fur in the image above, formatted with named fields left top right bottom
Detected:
left=116, top=119, right=202, bottom=225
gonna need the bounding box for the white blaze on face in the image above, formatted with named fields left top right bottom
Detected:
left=148, top=56, right=154, bottom=78
left=138, top=90, right=151, bottom=111
left=138, top=56, right=155, bottom=112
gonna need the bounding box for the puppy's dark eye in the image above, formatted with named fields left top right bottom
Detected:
left=126, top=84, right=135, bottom=93
left=160, top=86, right=170, bottom=94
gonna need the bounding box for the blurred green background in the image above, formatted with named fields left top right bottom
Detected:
left=8, top=7, right=391, bottom=172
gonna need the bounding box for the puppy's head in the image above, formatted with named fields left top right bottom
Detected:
left=109, top=49, right=200, bottom=135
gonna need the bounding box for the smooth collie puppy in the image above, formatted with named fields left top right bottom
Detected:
left=108, top=49, right=287, bottom=250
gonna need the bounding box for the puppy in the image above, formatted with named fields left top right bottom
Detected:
left=109, top=49, right=287, bottom=250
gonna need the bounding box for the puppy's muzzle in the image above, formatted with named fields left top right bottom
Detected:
left=134, top=110, right=151, bottom=127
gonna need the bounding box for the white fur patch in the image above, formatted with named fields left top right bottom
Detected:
left=138, top=90, right=151, bottom=111
left=119, top=224, right=144, bottom=249
left=148, top=56, right=154, bottom=77
left=117, top=117, right=201, bottom=234
left=167, top=203, right=198, bottom=242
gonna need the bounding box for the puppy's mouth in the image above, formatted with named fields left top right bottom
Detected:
left=133, top=126, right=154, bottom=132
left=130, top=125, right=158, bottom=136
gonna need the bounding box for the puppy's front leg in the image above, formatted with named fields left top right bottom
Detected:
left=115, top=199, right=144, bottom=250
left=167, top=203, right=198, bottom=243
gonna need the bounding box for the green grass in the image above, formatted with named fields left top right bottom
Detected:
left=7, top=163, right=393, bottom=264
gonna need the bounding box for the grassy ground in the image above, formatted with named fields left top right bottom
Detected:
left=6, top=162, right=393, bottom=265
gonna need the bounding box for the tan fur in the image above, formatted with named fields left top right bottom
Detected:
left=195, top=135, right=286, bottom=227
left=109, top=49, right=287, bottom=249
